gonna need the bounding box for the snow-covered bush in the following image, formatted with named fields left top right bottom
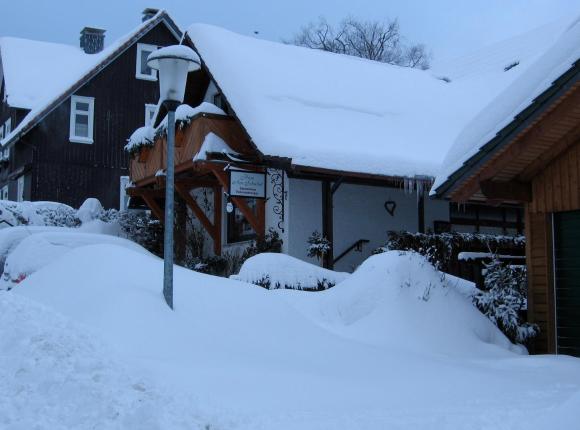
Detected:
left=124, top=126, right=155, bottom=157
left=231, top=252, right=349, bottom=291
left=0, top=201, right=80, bottom=228
left=473, top=258, right=538, bottom=344
left=116, top=211, right=163, bottom=257
left=376, top=231, right=525, bottom=271
left=242, top=228, right=283, bottom=261
left=307, top=231, right=331, bottom=260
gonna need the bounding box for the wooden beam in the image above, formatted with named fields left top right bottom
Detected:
left=213, top=186, right=222, bottom=255
left=452, top=85, right=580, bottom=202
left=174, top=182, right=218, bottom=245
left=480, top=180, right=532, bottom=202
left=141, top=194, right=165, bottom=223
left=205, top=163, right=265, bottom=238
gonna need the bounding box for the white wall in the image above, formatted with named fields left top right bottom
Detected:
left=283, top=178, right=452, bottom=272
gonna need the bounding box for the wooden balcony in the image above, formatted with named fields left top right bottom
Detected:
left=129, top=113, right=253, bottom=186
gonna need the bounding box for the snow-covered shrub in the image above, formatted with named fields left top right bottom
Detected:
left=307, top=231, right=331, bottom=260
left=376, top=231, right=525, bottom=272
left=473, top=258, right=538, bottom=344
left=76, top=198, right=104, bottom=223
left=242, top=228, right=283, bottom=261
left=0, top=201, right=80, bottom=228
left=116, top=211, right=163, bottom=257
left=124, top=126, right=155, bottom=157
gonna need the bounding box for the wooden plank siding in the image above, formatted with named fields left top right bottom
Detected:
left=526, top=139, right=580, bottom=353
left=130, top=114, right=252, bottom=185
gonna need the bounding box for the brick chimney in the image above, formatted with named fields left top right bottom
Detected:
left=80, top=27, right=106, bottom=54
left=142, top=8, right=159, bottom=22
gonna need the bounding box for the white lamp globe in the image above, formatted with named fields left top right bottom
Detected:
left=147, top=45, right=201, bottom=105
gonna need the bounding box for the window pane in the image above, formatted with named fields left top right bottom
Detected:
left=140, top=50, right=153, bottom=75
left=75, top=114, right=89, bottom=137
left=76, top=102, right=90, bottom=112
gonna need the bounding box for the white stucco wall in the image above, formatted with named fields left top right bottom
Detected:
left=283, top=178, right=451, bottom=272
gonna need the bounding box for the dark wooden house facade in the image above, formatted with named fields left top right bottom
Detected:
left=433, top=30, right=580, bottom=356
left=0, top=9, right=181, bottom=209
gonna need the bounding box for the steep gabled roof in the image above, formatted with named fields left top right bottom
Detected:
left=184, top=22, right=567, bottom=181
left=0, top=10, right=181, bottom=148
left=432, top=15, right=580, bottom=197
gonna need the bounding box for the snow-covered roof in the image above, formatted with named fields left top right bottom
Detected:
left=0, top=10, right=180, bottom=148
left=186, top=22, right=565, bottom=180
left=432, top=16, right=580, bottom=195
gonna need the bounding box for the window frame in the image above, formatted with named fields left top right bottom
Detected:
left=1, top=185, right=8, bottom=200
left=226, top=198, right=258, bottom=244
left=16, top=175, right=24, bottom=202
left=69, top=95, right=95, bottom=144
left=4, top=118, right=11, bottom=135
left=136, top=43, right=158, bottom=81
left=145, top=104, right=157, bottom=126
left=0, top=125, right=4, bottom=141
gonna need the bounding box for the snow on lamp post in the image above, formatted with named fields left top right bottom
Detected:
left=147, top=45, right=201, bottom=309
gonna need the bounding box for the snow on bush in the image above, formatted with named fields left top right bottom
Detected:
left=306, top=230, right=331, bottom=260
left=474, top=258, right=539, bottom=344
left=124, top=125, right=155, bottom=157
left=231, top=252, right=349, bottom=291
left=76, top=197, right=104, bottom=223
left=0, top=292, right=216, bottom=429
left=0, top=200, right=80, bottom=228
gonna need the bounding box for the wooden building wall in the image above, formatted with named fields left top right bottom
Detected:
left=2, top=23, right=178, bottom=209
left=526, top=138, right=580, bottom=353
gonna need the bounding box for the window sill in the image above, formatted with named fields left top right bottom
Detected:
left=69, top=137, right=94, bottom=144
left=136, top=73, right=157, bottom=82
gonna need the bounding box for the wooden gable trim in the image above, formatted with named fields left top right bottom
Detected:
left=437, top=64, right=580, bottom=201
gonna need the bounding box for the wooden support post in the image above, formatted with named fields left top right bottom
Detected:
left=175, top=196, right=187, bottom=265
left=418, top=193, right=425, bottom=233
left=213, top=186, right=222, bottom=255
left=174, top=183, right=218, bottom=246
left=322, top=180, right=334, bottom=269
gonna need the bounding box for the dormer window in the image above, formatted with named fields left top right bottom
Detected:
left=69, top=95, right=94, bottom=144
left=136, top=43, right=158, bottom=81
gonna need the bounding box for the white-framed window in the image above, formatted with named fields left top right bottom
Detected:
left=16, top=175, right=24, bottom=202
left=0, top=125, right=4, bottom=141
left=145, top=104, right=157, bottom=126
left=119, top=176, right=130, bottom=210
left=69, top=95, right=94, bottom=144
left=136, top=43, right=158, bottom=81
left=4, top=118, right=11, bottom=135
left=1, top=185, right=8, bottom=200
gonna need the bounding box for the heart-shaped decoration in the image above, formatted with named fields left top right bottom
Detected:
left=384, top=200, right=397, bottom=216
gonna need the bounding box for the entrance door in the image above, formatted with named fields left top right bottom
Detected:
left=553, top=211, right=580, bottom=356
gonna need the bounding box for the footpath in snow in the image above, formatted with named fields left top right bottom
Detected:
left=2, top=245, right=580, bottom=429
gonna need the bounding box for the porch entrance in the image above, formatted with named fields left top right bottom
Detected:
left=553, top=210, right=580, bottom=356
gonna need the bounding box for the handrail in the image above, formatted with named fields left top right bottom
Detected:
left=333, top=239, right=370, bottom=265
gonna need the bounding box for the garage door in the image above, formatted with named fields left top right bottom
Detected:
left=553, top=211, right=580, bottom=356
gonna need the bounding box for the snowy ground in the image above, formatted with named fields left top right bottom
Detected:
left=2, top=244, right=580, bottom=429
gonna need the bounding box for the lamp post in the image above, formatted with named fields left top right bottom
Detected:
left=147, top=45, right=201, bottom=309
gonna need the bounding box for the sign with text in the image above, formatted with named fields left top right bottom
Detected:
left=229, top=170, right=266, bottom=199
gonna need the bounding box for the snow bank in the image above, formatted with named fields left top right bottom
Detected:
left=1, top=231, right=149, bottom=289
left=231, top=252, right=349, bottom=290
left=281, top=251, right=518, bottom=355
left=0, top=200, right=78, bottom=228
left=11, top=245, right=580, bottom=428
left=0, top=292, right=216, bottom=430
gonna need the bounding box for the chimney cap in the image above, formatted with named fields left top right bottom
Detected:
left=80, top=27, right=106, bottom=35
left=142, top=8, right=160, bottom=22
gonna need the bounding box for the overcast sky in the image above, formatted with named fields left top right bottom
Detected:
left=1, top=0, right=578, bottom=61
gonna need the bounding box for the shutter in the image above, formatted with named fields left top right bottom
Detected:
left=553, top=211, right=580, bottom=356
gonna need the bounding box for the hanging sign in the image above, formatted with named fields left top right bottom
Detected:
left=229, top=170, right=266, bottom=199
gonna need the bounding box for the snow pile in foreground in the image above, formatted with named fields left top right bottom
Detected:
left=231, top=252, right=349, bottom=290
left=0, top=292, right=215, bottom=430
left=10, top=245, right=580, bottom=429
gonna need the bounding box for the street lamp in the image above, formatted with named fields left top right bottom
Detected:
left=147, top=45, right=201, bottom=309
